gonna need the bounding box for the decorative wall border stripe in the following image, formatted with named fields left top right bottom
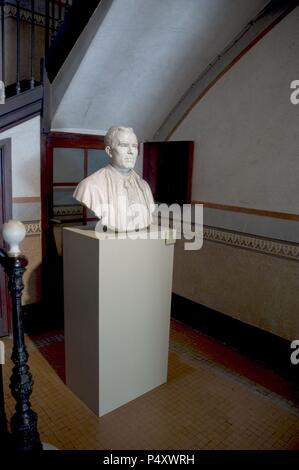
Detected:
left=203, top=226, right=299, bottom=261
left=24, top=221, right=41, bottom=236
left=21, top=220, right=299, bottom=260
left=53, top=205, right=82, bottom=216
left=194, top=200, right=299, bottom=221
left=13, top=196, right=41, bottom=204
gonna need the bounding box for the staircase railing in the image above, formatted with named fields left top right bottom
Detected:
left=45, top=0, right=101, bottom=83
left=0, top=0, right=101, bottom=132
left=0, top=0, right=72, bottom=100
left=0, top=220, right=42, bottom=450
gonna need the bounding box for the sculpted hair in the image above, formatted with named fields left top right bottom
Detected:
left=104, top=126, right=136, bottom=148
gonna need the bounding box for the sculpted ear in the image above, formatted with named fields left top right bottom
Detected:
left=105, top=146, right=113, bottom=159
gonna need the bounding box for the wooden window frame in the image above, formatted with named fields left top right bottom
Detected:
left=41, top=131, right=105, bottom=259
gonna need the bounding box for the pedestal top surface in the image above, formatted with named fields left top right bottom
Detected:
left=63, top=224, right=176, bottom=241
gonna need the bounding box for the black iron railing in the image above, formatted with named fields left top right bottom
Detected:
left=0, top=222, right=42, bottom=451
left=0, top=0, right=72, bottom=98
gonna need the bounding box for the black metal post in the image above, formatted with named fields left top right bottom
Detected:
left=0, top=249, right=10, bottom=447
left=58, top=0, right=62, bottom=21
left=51, top=0, right=55, bottom=37
left=30, top=0, right=35, bottom=89
left=0, top=0, right=5, bottom=85
left=0, top=363, right=11, bottom=447
left=45, top=0, right=50, bottom=56
left=0, top=251, right=42, bottom=451
left=16, top=0, right=21, bottom=94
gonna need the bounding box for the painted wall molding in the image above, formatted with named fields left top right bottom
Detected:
left=53, top=205, right=82, bottom=217
left=24, top=221, right=41, bottom=236
left=21, top=219, right=299, bottom=260
left=195, top=201, right=299, bottom=222
left=13, top=196, right=41, bottom=203
left=204, top=226, right=299, bottom=261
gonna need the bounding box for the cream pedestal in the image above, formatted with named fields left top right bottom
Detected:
left=63, top=226, right=175, bottom=416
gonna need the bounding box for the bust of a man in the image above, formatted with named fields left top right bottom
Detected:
left=73, top=126, right=155, bottom=232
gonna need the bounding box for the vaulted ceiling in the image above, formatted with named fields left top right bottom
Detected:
left=52, top=0, right=269, bottom=140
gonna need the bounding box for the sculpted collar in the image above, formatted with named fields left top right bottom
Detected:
left=108, top=164, right=141, bottom=187
left=108, top=163, right=133, bottom=178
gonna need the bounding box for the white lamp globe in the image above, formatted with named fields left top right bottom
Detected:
left=2, top=220, right=26, bottom=257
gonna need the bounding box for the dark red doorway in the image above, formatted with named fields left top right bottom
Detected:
left=143, top=141, right=194, bottom=205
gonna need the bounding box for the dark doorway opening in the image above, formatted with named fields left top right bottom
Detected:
left=143, top=141, right=194, bottom=205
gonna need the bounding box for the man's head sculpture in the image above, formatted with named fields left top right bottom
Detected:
left=73, top=126, right=155, bottom=232
left=104, top=126, right=138, bottom=174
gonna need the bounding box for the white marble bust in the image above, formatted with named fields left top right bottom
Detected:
left=73, top=126, right=155, bottom=232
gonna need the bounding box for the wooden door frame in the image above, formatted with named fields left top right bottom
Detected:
left=41, top=131, right=105, bottom=258
left=0, top=138, right=12, bottom=336
left=40, top=132, right=105, bottom=314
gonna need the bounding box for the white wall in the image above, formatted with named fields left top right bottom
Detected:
left=173, top=239, right=299, bottom=341
left=171, top=7, right=299, bottom=218
left=170, top=8, right=299, bottom=339
left=0, top=116, right=41, bottom=200
left=0, top=116, right=41, bottom=304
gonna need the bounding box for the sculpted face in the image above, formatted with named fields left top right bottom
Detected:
left=106, top=129, right=138, bottom=172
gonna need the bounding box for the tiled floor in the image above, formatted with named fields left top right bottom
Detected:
left=2, top=319, right=299, bottom=450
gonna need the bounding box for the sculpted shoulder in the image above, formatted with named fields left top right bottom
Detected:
left=77, top=167, right=107, bottom=189
left=73, top=167, right=107, bottom=208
